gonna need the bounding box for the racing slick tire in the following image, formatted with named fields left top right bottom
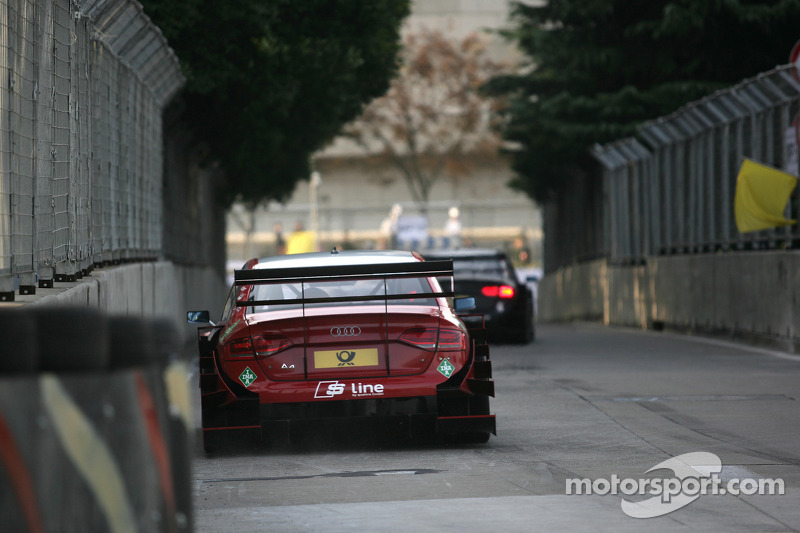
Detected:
left=457, top=431, right=491, bottom=444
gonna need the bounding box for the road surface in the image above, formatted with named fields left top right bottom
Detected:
left=192, top=323, right=800, bottom=532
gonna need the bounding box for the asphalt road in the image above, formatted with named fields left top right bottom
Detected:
left=191, top=323, right=800, bottom=532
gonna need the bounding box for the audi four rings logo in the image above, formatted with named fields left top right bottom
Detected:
left=331, top=326, right=361, bottom=337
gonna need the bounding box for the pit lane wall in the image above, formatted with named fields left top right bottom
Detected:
left=537, top=252, right=800, bottom=352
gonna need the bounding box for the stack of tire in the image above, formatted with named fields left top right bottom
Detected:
left=0, top=307, right=192, bottom=533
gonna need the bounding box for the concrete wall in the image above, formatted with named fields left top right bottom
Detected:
left=538, top=252, right=800, bottom=352
left=15, top=261, right=227, bottom=345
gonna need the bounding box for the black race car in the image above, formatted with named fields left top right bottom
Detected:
left=423, top=249, right=535, bottom=344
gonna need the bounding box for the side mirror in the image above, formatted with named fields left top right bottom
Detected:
left=454, top=296, right=476, bottom=312
left=187, top=310, right=211, bottom=324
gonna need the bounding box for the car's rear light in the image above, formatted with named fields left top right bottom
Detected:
left=252, top=334, right=293, bottom=356
left=399, top=328, right=438, bottom=350
left=481, top=285, right=515, bottom=299
left=226, top=337, right=254, bottom=358
left=399, top=327, right=465, bottom=351
left=437, top=327, right=466, bottom=351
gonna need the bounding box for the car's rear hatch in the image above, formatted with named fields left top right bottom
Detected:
left=235, top=260, right=454, bottom=382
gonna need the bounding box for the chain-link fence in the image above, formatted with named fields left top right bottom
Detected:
left=546, top=65, right=800, bottom=272
left=0, top=0, right=184, bottom=301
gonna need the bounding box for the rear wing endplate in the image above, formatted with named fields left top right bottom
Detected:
left=234, top=260, right=455, bottom=307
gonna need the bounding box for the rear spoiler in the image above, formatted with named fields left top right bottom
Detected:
left=234, top=260, right=455, bottom=307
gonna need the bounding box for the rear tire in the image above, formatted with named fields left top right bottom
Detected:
left=457, top=431, right=491, bottom=444
left=202, top=429, right=229, bottom=454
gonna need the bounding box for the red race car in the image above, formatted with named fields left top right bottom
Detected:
left=188, top=249, right=495, bottom=452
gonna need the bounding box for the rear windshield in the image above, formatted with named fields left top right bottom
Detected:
left=246, top=276, right=439, bottom=313
left=451, top=258, right=512, bottom=281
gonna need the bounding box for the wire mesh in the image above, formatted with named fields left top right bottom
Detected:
left=0, top=0, right=184, bottom=299
left=585, top=65, right=800, bottom=268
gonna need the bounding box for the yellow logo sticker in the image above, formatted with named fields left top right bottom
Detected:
left=314, top=348, right=379, bottom=368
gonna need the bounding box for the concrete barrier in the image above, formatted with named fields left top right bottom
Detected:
left=15, top=261, right=227, bottom=347
left=0, top=308, right=195, bottom=532
left=538, top=251, right=800, bottom=352
left=0, top=261, right=226, bottom=531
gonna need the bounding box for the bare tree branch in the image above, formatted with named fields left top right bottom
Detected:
left=345, top=28, right=507, bottom=212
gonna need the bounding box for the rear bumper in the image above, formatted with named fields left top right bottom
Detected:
left=257, top=411, right=497, bottom=441
left=202, top=394, right=496, bottom=439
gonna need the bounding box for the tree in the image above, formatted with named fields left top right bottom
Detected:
left=345, top=28, right=506, bottom=213
left=486, top=0, right=800, bottom=204
left=139, top=0, right=410, bottom=206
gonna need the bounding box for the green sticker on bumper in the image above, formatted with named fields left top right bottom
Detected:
left=437, top=359, right=455, bottom=378
left=239, top=366, right=257, bottom=387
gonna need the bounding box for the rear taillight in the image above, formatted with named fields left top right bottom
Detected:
left=399, top=328, right=438, bottom=350
left=399, top=327, right=465, bottom=351
left=252, top=334, right=293, bottom=356
left=481, top=285, right=515, bottom=299
left=226, top=337, right=254, bottom=358
left=437, top=327, right=466, bottom=351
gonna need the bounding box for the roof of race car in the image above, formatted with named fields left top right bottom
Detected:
left=248, top=249, right=422, bottom=270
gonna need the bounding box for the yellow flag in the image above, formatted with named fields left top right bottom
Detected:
left=734, top=159, right=798, bottom=233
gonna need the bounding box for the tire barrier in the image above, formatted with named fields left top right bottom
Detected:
left=0, top=307, right=193, bottom=532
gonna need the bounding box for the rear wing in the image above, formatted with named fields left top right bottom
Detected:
left=234, top=260, right=455, bottom=308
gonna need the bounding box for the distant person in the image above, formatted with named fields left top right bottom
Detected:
left=286, top=220, right=316, bottom=254
left=444, top=206, right=462, bottom=249
left=274, top=222, right=286, bottom=255
left=379, top=203, right=402, bottom=249
left=510, top=236, right=532, bottom=266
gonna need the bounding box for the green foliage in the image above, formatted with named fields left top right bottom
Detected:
left=140, top=0, right=410, bottom=206
left=487, top=0, right=800, bottom=203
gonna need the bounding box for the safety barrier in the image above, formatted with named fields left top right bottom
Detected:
left=545, top=65, right=800, bottom=272
left=0, top=0, right=184, bottom=301
left=538, top=251, right=800, bottom=352
left=0, top=307, right=193, bottom=532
